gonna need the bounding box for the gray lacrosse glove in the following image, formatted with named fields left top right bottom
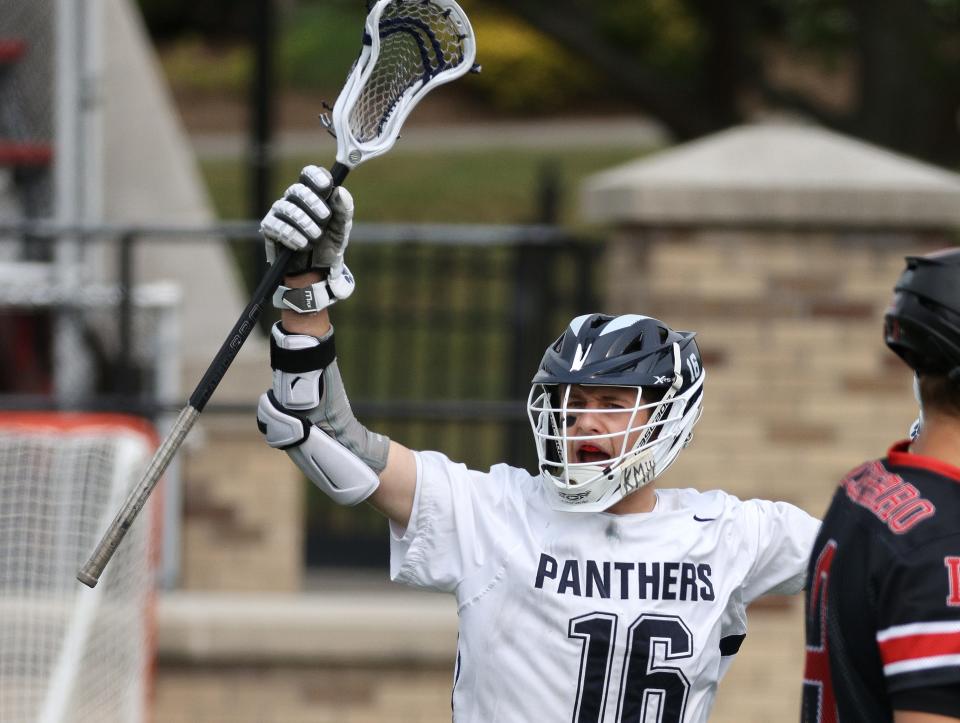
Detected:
left=260, top=165, right=356, bottom=306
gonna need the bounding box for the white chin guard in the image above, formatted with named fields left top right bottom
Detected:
left=257, top=391, right=379, bottom=506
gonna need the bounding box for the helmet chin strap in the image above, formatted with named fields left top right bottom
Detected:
left=560, top=383, right=573, bottom=486
left=671, top=342, right=683, bottom=390
left=633, top=342, right=683, bottom=451
left=615, top=347, right=688, bottom=495
left=911, top=373, right=924, bottom=439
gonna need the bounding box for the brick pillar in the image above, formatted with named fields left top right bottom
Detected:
left=181, top=419, right=304, bottom=591
left=581, top=122, right=960, bottom=722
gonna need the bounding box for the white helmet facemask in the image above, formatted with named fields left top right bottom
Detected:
left=527, top=341, right=705, bottom=512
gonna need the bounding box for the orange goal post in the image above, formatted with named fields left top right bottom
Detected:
left=0, top=413, right=161, bottom=723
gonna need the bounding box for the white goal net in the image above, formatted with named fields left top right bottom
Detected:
left=0, top=413, right=159, bottom=723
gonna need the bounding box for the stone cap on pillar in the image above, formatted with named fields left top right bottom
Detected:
left=581, top=123, right=960, bottom=229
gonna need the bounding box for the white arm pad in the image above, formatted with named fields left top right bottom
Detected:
left=271, top=324, right=325, bottom=410
left=269, top=322, right=390, bottom=472
left=257, top=391, right=380, bottom=506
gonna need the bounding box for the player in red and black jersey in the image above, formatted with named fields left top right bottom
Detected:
left=802, top=248, right=960, bottom=723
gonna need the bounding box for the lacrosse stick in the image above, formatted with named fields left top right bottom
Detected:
left=77, top=0, right=477, bottom=587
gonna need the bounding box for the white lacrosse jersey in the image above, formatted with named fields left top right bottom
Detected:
left=390, top=451, right=820, bottom=723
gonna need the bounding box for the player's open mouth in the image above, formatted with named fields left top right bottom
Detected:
left=576, top=444, right=610, bottom=464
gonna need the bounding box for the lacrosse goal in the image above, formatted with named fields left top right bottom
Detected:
left=0, top=413, right=160, bottom=723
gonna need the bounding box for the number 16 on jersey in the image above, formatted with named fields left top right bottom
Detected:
left=569, top=612, right=693, bottom=723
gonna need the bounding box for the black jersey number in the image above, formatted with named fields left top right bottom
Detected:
left=568, top=613, right=692, bottom=723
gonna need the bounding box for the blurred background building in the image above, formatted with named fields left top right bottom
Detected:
left=1, top=0, right=958, bottom=721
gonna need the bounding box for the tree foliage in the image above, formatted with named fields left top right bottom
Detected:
left=467, top=12, right=596, bottom=112
left=490, top=0, right=960, bottom=165
left=137, top=0, right=256, bottom=40
left=139, top=0, right=960, bottom=165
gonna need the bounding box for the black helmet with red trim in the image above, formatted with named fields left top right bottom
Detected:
left=885, top=248, right=960, bottom=380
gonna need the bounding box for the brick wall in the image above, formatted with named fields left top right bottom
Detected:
left=154, top=664, right=455, bottom=723
left=605, top=227, right=951, bottom=512
left=180, top=417, right=303, bottom=592
left=153, top=592, right=460, bottom=723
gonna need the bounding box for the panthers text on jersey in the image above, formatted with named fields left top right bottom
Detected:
left=802, top=441, right=960, bottom=722
left=391, top=451, right=820, bottom=722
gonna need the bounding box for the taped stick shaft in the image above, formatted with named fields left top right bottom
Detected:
left=76, top=163, right=353, bottom=587
left=77, top=405, right=199, bottom=587
left=74, top=253, right=286, bottom=587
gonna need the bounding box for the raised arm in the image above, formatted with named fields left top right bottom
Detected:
left=255, top=167, right=418, bottom=528
left=278, top=275, right=417, bottom=526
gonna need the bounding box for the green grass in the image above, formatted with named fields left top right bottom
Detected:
left=158, top=38, right=251, bottom=95
left=200, top=146, right=649, bottom=225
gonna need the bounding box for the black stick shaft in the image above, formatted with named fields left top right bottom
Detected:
left=77, top=161, right=350, bottom=587
left=189, top=161, right=350, bottom=411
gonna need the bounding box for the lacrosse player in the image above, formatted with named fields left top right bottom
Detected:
left=256, top=166, right=820, bottom=722
left=802, top=249, right=960, bottom=723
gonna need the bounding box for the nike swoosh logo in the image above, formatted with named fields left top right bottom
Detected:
left=290, top=376, right=302, bottom=389
left=693, top=515, right=716, bottom=522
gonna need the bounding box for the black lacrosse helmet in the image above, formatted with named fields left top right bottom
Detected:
left=527, top=313, right=705, bottom=511
left=884, top=248, right=960, bottom=378
left=532, top=313, right=702, bottom=395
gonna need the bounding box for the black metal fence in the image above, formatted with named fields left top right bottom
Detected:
left=321, top=231, right=598, bottom=565
left=0, top=221, right=600, bottom=567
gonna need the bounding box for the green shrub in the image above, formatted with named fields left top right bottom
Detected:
left=599, top=0, right=703, bottom=73
left=467, top=12, right=598, bottom=113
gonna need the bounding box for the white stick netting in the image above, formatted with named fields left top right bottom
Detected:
left=0, top=415, right=158, bottom=723
left=332, top=0, right=475, bottom=166
left=350, top=0, right=470, bottom=142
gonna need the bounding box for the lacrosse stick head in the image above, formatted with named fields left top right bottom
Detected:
left=331, top=0, right=476, bottom=168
